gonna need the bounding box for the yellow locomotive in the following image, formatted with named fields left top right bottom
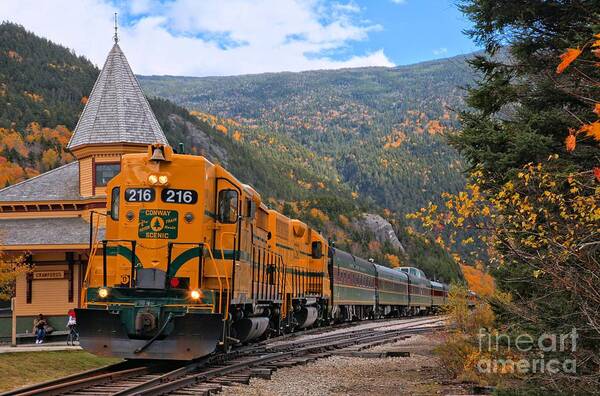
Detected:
left=79, top=144, right=329, bottom=360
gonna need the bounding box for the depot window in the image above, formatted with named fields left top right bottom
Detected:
left=95, top=163, right=120, bottom=187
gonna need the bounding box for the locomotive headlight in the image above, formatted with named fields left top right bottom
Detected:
left=98, top=287, right=109, bottom=298
left=158, top=175, right=169, bottom=185
left=190, top=289, right=202, bottom=300
left=148, top=174, right=158, bottom=185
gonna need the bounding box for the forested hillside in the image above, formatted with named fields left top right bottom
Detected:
left=0, top=23, right=97, bottom=184
left=140, top=58, right=476, bottom=216
left=0, top=22, right=462, bottom=283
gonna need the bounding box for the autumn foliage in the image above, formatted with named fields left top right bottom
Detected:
left=556, top=34, right=600, bottom=161
left=0, top=245, right=28, bottom=301
left=0, top=123, right=73, bottom=186
left=556, top=48, right=582, bottom=74
left=460, top=264, right=494, bottom=297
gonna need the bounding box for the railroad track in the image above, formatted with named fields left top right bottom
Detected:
left=5, top=316, right=446, bottom=396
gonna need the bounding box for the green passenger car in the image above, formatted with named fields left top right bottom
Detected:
left=397, top=267, right=432, bottom=311
left=330, top=249, right=377, bottom=319
left=374, top=264, right=409, bottom=307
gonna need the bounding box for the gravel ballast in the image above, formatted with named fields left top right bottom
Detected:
left=220, top=332, right=472, bottom=396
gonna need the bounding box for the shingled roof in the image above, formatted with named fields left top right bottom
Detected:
left=0, top=162, right=81, bottom=202
left=67, top=43, right=168, bottom=149
left=0, top=217, right=104, bottom=246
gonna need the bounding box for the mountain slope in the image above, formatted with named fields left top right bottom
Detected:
left=140, top=57, right=476, bottom=215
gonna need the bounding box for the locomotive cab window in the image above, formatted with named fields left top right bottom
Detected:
left=218, top=189, right=239, bottom=223
left=311, top=241, right=323, bottom=259
left=95, top=163, right=120, bottom=187
left=246, top=199, right=256, bottom=219
left=110, top=187, right=120, bottom=220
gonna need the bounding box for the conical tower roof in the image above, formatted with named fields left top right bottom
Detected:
left=67, top=43, right=168, bottom=150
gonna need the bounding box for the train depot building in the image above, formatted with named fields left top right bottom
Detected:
left=0, top=41, right=168, bottom=343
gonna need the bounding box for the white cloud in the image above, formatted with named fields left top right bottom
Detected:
left=128, top=0, right=155, bottom=15
left=0, top=0, right=393, bottom=76
left=332, top=2, right=361, bottom=13
left=433, top=47, right=448, bottom=56
left=390, top=0, right=406, bottom=4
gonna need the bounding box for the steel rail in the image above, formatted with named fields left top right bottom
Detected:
left=0, top=360, right=143, bottom=396
left=7, top=366, right=152, bottom=396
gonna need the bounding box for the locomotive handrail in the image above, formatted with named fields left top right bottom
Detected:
left=280, top=254, right=287, bottom=318
left=82, top=214, right=103, bottom=306
left=100, top=239, right=137, bottom=288
left=218, top=231, right=236, bottom=315
left=203, top=244, right=225, bottom=316
left=87, top=210, right=106, bottom=252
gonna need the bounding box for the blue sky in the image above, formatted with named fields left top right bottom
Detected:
left=0, top=0, right=480, bottom=77
left=348, top=0, right=479, bottom=64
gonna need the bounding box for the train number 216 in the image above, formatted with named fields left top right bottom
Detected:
left=161, top=189, right=198, bottom=204
left=125, top=188, right=155, bottom=202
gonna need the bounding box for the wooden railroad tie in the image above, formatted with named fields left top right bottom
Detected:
left=332, top=350, right=411, bottom=358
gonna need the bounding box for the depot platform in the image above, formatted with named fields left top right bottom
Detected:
left=0, top=342, right=81, bottom=353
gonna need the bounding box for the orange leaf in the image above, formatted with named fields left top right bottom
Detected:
left=556, top=48, right=582, bottom=74
left=594, top=167, right=600, bottom=183
left=594, top=103, right=600, bottom=116
left=565, top=134, right=576, bottom=152
left=593, top=33, right=600, bottom=48
left=580, top=121, right=600, bottom=141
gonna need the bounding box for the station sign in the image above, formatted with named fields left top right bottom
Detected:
left=33, top=271, right=64, bottom=280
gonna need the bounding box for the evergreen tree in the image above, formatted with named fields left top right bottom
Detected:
left=453, top=1, right=600, bottom=391
left=454, top=0, right=600, bottom=182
